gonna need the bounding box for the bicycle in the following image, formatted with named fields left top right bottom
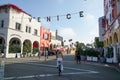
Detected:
left=58, top=61, right=62, bottom=76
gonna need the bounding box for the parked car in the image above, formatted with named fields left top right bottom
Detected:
left=48, top=50, right=55, bottom=56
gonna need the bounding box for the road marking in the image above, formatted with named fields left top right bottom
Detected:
left=63, top=61, right=75, bottom=63
left=4, top=62, right=99, bottom=80
left=5, top=61, right=99, bottom=73
left=25, top=62, right=99, bottom=73
left=5, top=71, right=98, bottom=80
left=104, top=64, right=110, bottom=67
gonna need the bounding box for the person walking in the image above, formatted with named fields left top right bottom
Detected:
left=38, top=50, right=41, bottom=60
left=75, top=50, right=81, bottom=64
left=44, top=49, right=48, bottom=61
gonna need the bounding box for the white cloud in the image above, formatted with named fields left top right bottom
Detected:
left=80, top=13, right=99, bottom=44
left=85, top=13, right=99, bottom=37
left=40, top=13, right=99, bottom=44
left=89, top=31, right=97, bottom=36
left=85, top=13, right=97, bottom=27
left=59, top=27, right=77, bottom=40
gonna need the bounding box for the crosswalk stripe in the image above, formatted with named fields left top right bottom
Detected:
left=25, top=62, right=99, bottom=73
left=5, top=71, right=98, bottom=80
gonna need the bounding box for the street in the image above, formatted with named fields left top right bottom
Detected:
left=2, top=54, right=120, bottom=80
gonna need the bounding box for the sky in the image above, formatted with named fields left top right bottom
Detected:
left=0, top=0, right=104, bottom=44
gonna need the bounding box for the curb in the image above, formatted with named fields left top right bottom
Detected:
left=110, top=65, right=120, bottom=73
left=81, top=61, right=120, bottom=73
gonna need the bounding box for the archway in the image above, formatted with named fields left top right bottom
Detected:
left=107, top=39, right=109, bottom=45
left=9, top=38, right=21, bottom=53
left=113, top=32, right=119, bottom=63
left=33, top=41, right=39, bottom=55
left=106, top=47, right=113, bottom=58
left=109, top=36, right=112, bottom=44
left=114, top=32, right=118, bottom=43
left=23, top=40, right=31, bottom=56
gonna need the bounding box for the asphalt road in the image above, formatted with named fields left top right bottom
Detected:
left=2, top=55, right=120, bottom=80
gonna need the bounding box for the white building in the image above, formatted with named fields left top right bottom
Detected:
left=0, top=4, right=41, bottom=58
left=103, top=0, right=120, bottom=63
left=50, top=30, right=62, bottom=49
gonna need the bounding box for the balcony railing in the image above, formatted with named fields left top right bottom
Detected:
left=105, top=13, right=120, bottom=35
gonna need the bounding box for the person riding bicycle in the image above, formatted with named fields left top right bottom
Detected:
left=56, top=49, right=63, bottom=71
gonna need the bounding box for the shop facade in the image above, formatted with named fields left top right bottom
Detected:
left=102, top=0, right=120, bottom=63
left=0, top=4, right=41, bottom=58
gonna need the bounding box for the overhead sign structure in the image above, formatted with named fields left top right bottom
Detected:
left=36, top=11, right=84, bottom=22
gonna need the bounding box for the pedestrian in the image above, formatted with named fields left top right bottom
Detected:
left=56, top=49, right=64, bottom=71
left=38, top=50, right=41, bottom=59
left=75, top=50, right=81, bottom=64
left=44, top=49, right=48, bottom=61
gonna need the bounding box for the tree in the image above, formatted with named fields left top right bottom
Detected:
left=85, top=48, right=100, bottom=57
left=32, top=48, right=38, bottom=55
left=23, top=41, right=31, bottom=56
left=9, top=45, right=21, bottom=53
left=75, top=41, right=84, bottom=55
left=95, top=37, right=103, bottom=48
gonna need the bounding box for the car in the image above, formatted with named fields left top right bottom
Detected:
left=48, top=50, right=55, bottom=56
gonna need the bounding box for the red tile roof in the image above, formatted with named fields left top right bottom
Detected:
left=0, top=4, right=30, bottom=16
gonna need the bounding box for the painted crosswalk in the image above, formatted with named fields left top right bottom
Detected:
left=5, top=71, right=98, bottom=80
left=4, top=62, right=99, bottom=80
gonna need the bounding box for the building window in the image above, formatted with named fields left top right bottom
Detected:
left=15, top=22, right=21, bottom=31
left=1, top=20, right=4, bottom=28
left=44, top=33, right=49, bottom=40
left=29, top=27, right=31, bottom=33
left=34, top=29, right=37, bottom=35
left=26, top=26, right=28, bottom=32
left=26, top=26, right=31, bottom=33
left=112, top=9, right=115, bottom=19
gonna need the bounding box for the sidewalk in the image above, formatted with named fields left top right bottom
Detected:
left=81, top=60, right=120, bottom=73
left=2, top=55, right=56, bottom=64
left=3, top=53, right=73, bottom=63
left=1, top=55, right=120, bottom=73
left=108, top=63, right=120, bottom=72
